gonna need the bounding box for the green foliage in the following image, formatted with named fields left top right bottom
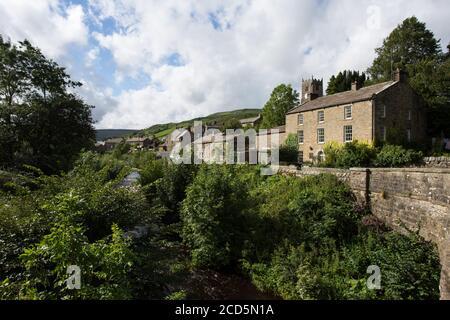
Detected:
left=327, top=70, right=366, bottom=95
left=138, top=109, right=261, bottom=138
left=221, top=118, right=242, bottom=131
left=323, top=141, right=376, bottom=168
left=0, top=37, right=95, bottom=173
left=152, top=163, right=198, bottom=224
left=139, top=159, right=166, bottom=186
left=368, top=17, right=441, bottom=83
left=165, top=290, right=188, bottom=300
left=15, top=221, right=134, bottom=300
left=181, top=165, right=249, bottom=268
left=366, top=16, right=449, bottom=136
left=407, top=56, right=450, bottom=136
left=0, top=148, right=441, bottom=300
left=375, top=145, right=423, bottom=167
left=261, top=84, right=299, bottom=129
left=279, top=133, right=299, bottom=164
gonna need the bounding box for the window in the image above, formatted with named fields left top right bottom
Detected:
left=344, top=125, right=353, bottom=142
left=317, top=128, right=325, bottom=144
left=407, top=129, right=411, bottom=142
left=408, top=110, right=412, bottom=121
left=318, top=110, right=325, bottom=123
left=381, top=104, right=386, bottom=118
left=298, top=130, right=304, bottom=144
left=298, top=113, right=304, bottom=125
left=344, top=105, right=352, bottom=119
left=381, top=126, right=387, bottom=141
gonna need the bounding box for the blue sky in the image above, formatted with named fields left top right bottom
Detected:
left=1, top=0, right=449, bottom=129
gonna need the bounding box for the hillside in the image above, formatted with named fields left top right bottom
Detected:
left=96, top=129, right=139, bottom=141
left=136, top=108, right=262, bottom=139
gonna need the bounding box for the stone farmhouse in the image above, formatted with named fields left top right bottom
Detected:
left=239, top=114, right=262, bottom=128
left=285, top=69, right=428, bottom=163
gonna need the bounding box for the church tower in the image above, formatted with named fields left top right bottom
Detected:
left=301, top=77, right=323, bottom=104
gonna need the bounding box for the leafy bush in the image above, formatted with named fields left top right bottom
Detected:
left=323, top=141, right=376, bottom=168
left=279, top=133, right=299, bottom=164
left=181, top=165, right=250, bottom=268
left=10, top=222, right=134, bottom=300
left=374, top=145, right=423, bottom=167
left=335, top=141, right=376, bottom=168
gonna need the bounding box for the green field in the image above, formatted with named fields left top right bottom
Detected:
left=137, top=108, right=261, bottom=139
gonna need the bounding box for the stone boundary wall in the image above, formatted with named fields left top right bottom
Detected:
left=279, top=165, right=450, bottom=300
left=422, top=157, right=450, bottom=168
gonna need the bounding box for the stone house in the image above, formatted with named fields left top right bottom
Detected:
left=285, top=69, right=428, bottom=163
left=126, top=136, right=159, bottom=149
left=239, top=114, right=262, bottom=128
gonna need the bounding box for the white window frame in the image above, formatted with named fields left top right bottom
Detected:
left=298, top=113, right=304, bottom=125
left=407, top=129, right=411, bottom=142
left=317, top=128, right=325, bottom=144
left=318, top=110, right=325, bottom=123
left=344, top=105, right=352, bottom=120
left=298, top=130, right=304, bottom=144
left=344, top=125, right=353, bottom=143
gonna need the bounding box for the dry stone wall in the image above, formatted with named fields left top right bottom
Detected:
left=279, top=165, right=450, bottom=300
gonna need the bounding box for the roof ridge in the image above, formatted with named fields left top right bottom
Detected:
left=287, top=80, right=395, bottom=114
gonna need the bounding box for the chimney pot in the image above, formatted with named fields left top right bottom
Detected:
left=351, top=81, right=361, bottom=91
left=394, top=68, right=408, bottom=83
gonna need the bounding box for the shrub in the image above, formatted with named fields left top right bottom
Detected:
left=323, top=141, right=376, bottom=168
left=244, top=174, right=361, bottom=262
left=12, top=222, right=135, bottom=300
left=323, top=141, right=341, bottom=167
left=139, top=159, right=165, bottom=187
left=335, top=141, right=376, bottom=168
left=181, top=165, right=249, bottom=268
left=279, top=133, right=299, bottom=164
left=375, top=145, right=423, bottom=167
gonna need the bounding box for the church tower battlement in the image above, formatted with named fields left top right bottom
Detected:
left=301, top=77, right=323, bottom=104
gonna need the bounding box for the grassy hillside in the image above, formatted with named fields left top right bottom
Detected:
left=137, top=108, right=261, bottom=139
left=96, top=129, right=139, bottom=141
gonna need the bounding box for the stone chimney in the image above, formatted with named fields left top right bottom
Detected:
left=351, top=81, right=362, bottom=91
left=393, top=68, right=408, bottom=83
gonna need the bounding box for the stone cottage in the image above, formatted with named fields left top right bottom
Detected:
left=285, top=69, right=428, bottom=163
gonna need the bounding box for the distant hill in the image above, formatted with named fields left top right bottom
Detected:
left=95, top=129, right=139, bottom=141
left=136, top=108, right=262, bottom=139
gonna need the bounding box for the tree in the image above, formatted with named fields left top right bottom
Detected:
left=326, top=70, right=366, bottom=95
left=367, top=17, right=441, bottom=83
left=261, top=84, right=298, bottom=128
left=221, top=118, right=242, bottom=131
left=367, top=17, right=449, bottom=136
left=407, top=53, right=450, bottom=136
left=181, top=165, right=249, bottom=268
left=0, top=37, right=94, bottom=173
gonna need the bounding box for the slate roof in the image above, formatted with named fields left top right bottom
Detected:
left=240, top=114, right=261, bottom=124
left=287, top=81, right=396, bottom=114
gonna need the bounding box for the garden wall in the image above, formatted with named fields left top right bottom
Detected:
left=279, top=165, right=450, bottom=300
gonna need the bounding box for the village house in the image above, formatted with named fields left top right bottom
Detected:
left=195, top=125, right=286, bottom=164
left=239, top=114, right=262, bottom=128
left=285, top=69, right=428, bottom=163
left=103, top=136, right=159, bottom=151
left=126, top=136, right=159, bottom=149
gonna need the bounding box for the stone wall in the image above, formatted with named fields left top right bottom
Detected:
left=279, top=165, right=450, bottom=300
left=422, top=157, right=450, bottom=168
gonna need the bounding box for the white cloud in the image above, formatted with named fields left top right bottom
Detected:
left=1, top=0, right=449, bottom=129
left=0, top=0, right=88, bottom=58
left=85, top=47, right=100, bottom=67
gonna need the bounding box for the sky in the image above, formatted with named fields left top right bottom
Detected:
left=0, top=0, right=449, bottom=129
